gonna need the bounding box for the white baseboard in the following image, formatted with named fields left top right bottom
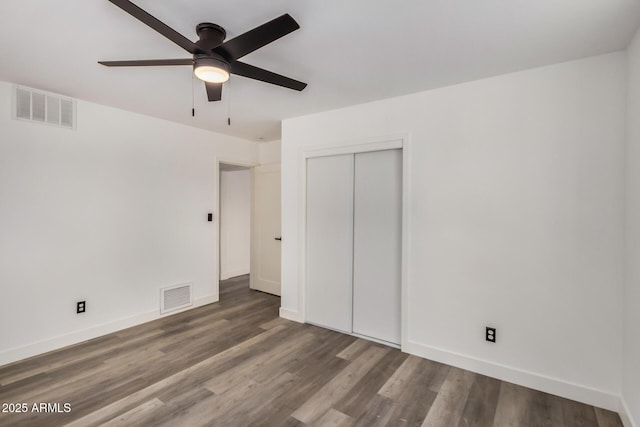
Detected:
left=620, top=396, right=638, bottom=427
left=279, top=307, right=303, bottom=323
left=0, top=295, right=218, bottom=367
left=220, top=269, right=250, bottom=280
left=403, top=340, right=620, bottom=412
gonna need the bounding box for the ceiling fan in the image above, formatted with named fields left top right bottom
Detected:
left=98, top=0, right=307, bottom=102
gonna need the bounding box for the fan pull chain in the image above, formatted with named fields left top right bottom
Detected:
left=227, top=78, right=231, bottom=126
left=191, top=74, right=195, bottom=117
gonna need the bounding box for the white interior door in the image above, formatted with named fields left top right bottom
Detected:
left=250, top=164, right=281, bottom=295
left=352, top=149, right=402, bottom=345
left=305, top=154, right=353, bottom=333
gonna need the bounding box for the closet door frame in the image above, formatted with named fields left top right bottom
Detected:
left=300, top=134, right=411, bottom=349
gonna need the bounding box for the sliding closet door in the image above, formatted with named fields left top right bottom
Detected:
left=352, top=149, right=402, bottom=345
left=305, top=154, right=353, bottom=333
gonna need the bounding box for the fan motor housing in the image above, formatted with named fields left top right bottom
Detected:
left=194, top=53, right=229, bottom=70
left=196, top=22, right=226, bottom=48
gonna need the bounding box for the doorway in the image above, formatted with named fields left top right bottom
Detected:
left=219, top=163, right=251, bottom=281
left=217, top=160, right=282, bottom=300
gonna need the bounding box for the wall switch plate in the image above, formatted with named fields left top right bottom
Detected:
left=486, top=327, right=496, bottom=343
left=77, top=301, right=86, bottom=314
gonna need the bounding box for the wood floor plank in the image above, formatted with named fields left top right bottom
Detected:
left=352, top=394, right=397, bottom=427
left=209, top=372, right=297, bottom=426
left=156, top=386, right=214, bottom=419
left=291, top=346, right=390, bottom=424
left=0, top=334, right=121, bottom=381
left=285, top=329, right=355, bottom=377
left=376, top=355, right=441, bottom=425
left=64, top=323, right=290, bottom=427
left=100, top=398, right=165, bottom=427
left=203, top=330, right=315, bottom=394
left=0, top=338, right=120, bottom=387
left=315, top=408, right=354, bottom=426
left=336, top=338, right=370, bottom=360
left=260, top=316, right=290, bottom=330
left=456, top=373, right=501, bottom=427
left=562, top=398, right=600, bottom=427
left=528, top=389, right=564, bottom=427
left=595, top=408, right=624, bottom=427
left=378, top=354, right=424, bottom=399
left=492, top=381, right=529, bottom=427
left=246, top=354, right=351, bottom=426
left=336, top=348, right=408, bottom=418
left=279, top=416, right=307, bottom=427
left=421, top=367, right=476, bottom=427
left=389, top=396, right=437, bottom=426
left=0, top=276, right=623, bottom=427
left=421, top=359, right=453, bottom=394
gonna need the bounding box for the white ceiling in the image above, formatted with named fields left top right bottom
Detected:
left=1, top=0, right=639, bottom=142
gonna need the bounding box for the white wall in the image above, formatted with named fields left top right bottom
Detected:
left=624, top=28, right=640, bottom=427
left=220, top=169, right=251, bottom=280
left=282, top=53, right=626, bottom=409
left=259, top=140, right=282, bottom=165
left=0, top=80, right=258, bottom=365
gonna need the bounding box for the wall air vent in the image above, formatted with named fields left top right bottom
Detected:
left=160, top=283, right=193, bottom=314
left=12, top=85, right=76, bottom=129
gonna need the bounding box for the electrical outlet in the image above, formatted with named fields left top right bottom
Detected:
left=77, top=301, right=86, bottom=314
left=486, top=327, right=496, bottom=343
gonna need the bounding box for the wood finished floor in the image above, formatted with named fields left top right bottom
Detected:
left=0, top=275, right=622, bottom=427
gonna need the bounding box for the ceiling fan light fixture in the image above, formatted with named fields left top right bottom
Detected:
left=194, top=56, right=230, bottom=83
left=98, top=3, right=306, bottom=102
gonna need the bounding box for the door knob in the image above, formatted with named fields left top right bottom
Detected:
left=274, top=237, right=282, bottom=241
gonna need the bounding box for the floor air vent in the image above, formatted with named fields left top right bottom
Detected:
left=160, top=283, right=193, bottom=314
left=13, top=85, right=76, bottom=129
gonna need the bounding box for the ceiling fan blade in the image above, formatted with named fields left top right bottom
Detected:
left=205, top=82, right=223, bottom=101
left=108, top=0, right=202, bottom=54
left=231, top=61, right=307, bottom=91
left=216, top=14, right=299, bottom=60
left=99, top=59, right=193, bottom=67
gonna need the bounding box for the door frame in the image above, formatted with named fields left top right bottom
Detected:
left=299, top=134, right=412, bottom=349
left=215, top=157, right=258, bottom=299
